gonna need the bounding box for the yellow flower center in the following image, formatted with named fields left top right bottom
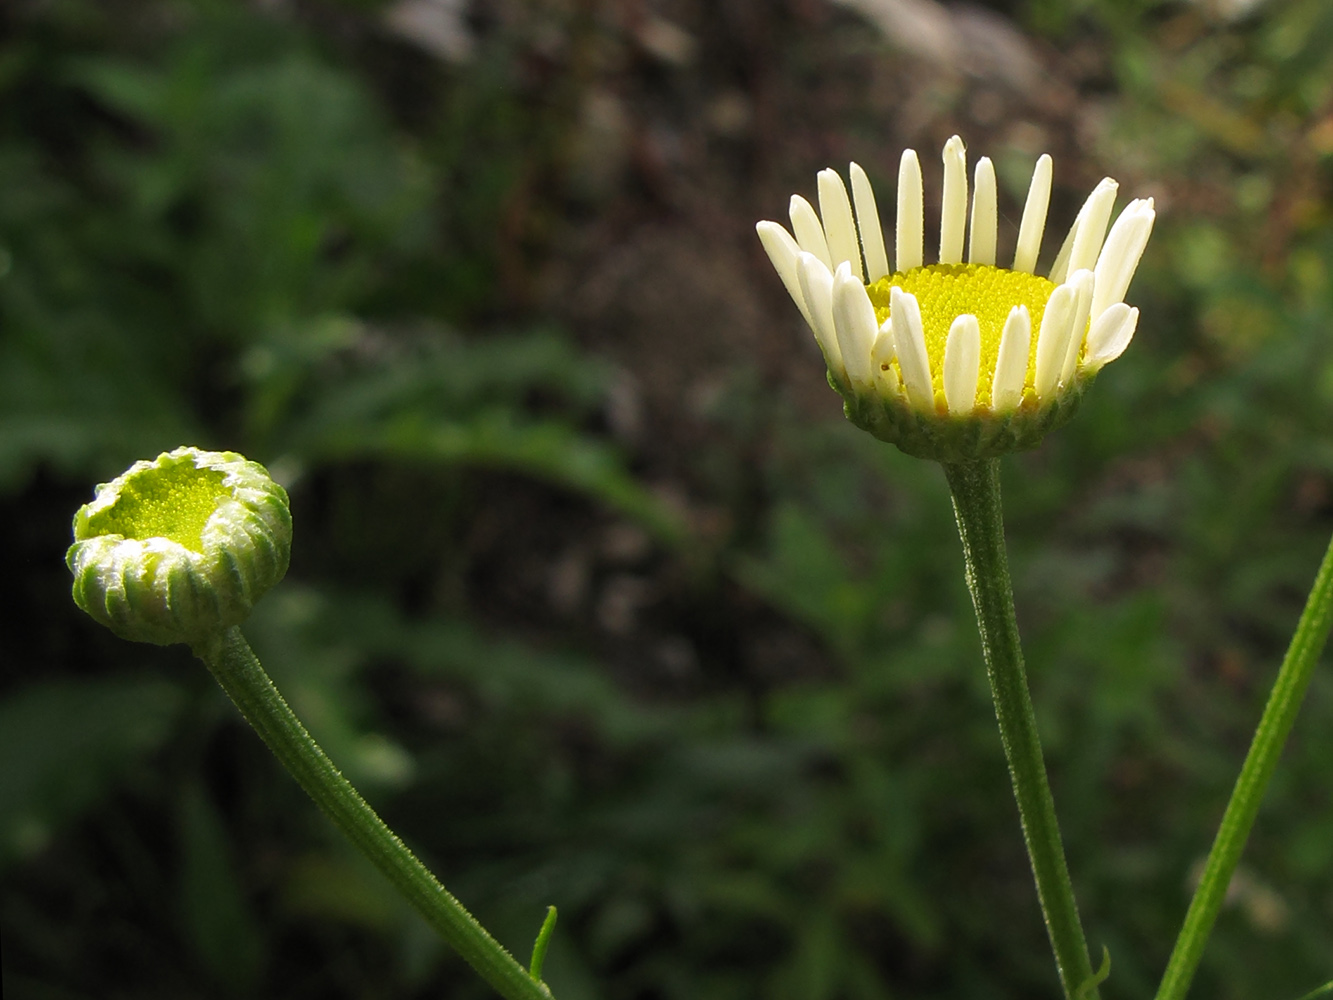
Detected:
left=85, top=459, right=228, bottom=553
left=867, top=263, right=1057, bottom=405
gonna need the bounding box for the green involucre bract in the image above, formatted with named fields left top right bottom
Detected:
left=67, top=447, right=291, bottom=646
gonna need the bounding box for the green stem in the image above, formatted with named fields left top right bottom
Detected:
left=196, top=626, right=552, bottom=1000
left=943, top=459, right=1095, bottom=1000
left=1155, top=530, right=1333, bottom=1000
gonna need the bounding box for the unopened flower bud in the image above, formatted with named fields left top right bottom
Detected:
left=67, top=447, right=291, bottom=645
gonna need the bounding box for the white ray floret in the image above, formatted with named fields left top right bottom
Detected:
left=1067, top=180, right=1119, bottom=276
left=1050, top=178, right=1118, bottom=284
left=944, top=315, right=982, bottom=415
left=1086, top=303, right=1139, bottom=368
left=1034, top=281, right=1079, bottom=398
left=992, top=306, right=1031, bottom=411
left=1091, top=198, right=1156, bottom=320
left=1060, top=269, right=1095, bottom=384
left=796, top=252, right=841, bottom=372
left=790, top=195, right=832, bottom=269
left=939, top=136, right=968, bottom=265
left=896, top=149, right=924, bottom=273
left=849, top=162, right=889, bottom=282
left=832, top=262, right=878, bottom=385
left=968, top=157, right=997, bottom=267
left=891, top=285, right=934, bottom=410
left=819, top=169, right=863, bottom=280
left=755, top=221, right=814, bottom=329
left=870, top=320, right=903, bottom=396
left=1013, top=154, right=1052, bottom=275
left=870, top=317, right=896, bottom=372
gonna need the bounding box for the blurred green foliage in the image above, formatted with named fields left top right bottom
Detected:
left=5, top=0, right=1333, bottom=999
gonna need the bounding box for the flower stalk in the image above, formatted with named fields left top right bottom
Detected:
left=196, top=626, right=553, bottom=1000
left=943, top=459, right=1096, bottom=1000
left=1154, top=529, right=1333, bottom=1000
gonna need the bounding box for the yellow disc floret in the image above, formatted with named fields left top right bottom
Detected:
left=867, top=263, right=1057, bottom=407
left=83, top=458, right=229, bottom=554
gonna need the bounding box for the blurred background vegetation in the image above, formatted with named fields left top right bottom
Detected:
left=4, top=0, right=1333, bottom=997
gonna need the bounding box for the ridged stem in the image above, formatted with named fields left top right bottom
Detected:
left=196, top=626, right=553, bottom=1000
left=1155, top=529, right=1333, bottom=1000
left=943, top=459, right=1096, bottom=1000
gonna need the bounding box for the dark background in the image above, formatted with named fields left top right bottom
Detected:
left=4, top=0, right=1333, bottom=997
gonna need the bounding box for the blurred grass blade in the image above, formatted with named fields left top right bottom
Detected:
left=1156, top=530, right=1333, bottom=1000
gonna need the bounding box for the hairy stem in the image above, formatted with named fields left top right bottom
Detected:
left=943, top=459, right=1096, bottom=1000
left=1155, top=530, right=1333, bottom=1000
left=197, top=626, right=552, bottom=1000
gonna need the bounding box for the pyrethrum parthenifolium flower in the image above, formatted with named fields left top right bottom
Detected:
left=757, top=136, right=1154, bottom=461
left=67, top=447, right=291, bottom=646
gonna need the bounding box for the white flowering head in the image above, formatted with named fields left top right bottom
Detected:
left=757, top=135, right=1154, bottom=461
left=68, top=447, right=292, bottom=646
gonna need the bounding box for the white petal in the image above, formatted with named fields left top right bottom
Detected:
left=1091, top=198, right=1155, bottom=320
left=879, top=361, right=903, bottom=397
left=890, top=286, right=933, bottom=409
left=896, top=149, right=923, bottom=273
left=1034, top=282, right=1078, bottom=398
left=790, top=194, right=832, bottom=269
left=756, top=221, right=814, bottom=328
left=871, top=319, right=903, bottom=397
left=944, top=314, right=981, bottom=415
left=1068, top=180, right=1118, bottom=276
left=850, top=162, right=890, bottom=282
left=991, top=305, right=1031, bottom=411
left=818, top=169, right=863, bottom=281
left=1060, top=269, right=1095, bottom=384
left=1050, top=178, right=1118, bottom=283
left=1012, top=153, right=1052, bottom=274
left=1084, top=303, right=1138, bottom=368
left=832, top=262, right=877, bottom=385
left=871, top=317, right=896, bottom=368
left=939, top=135, right=967, bottom=265
left=968, top=157, right=997, bottom=267
left=797, top=252, right=842, bottom=373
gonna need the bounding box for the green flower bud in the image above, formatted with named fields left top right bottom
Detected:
left=67, top=447, right=291, bottom=646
